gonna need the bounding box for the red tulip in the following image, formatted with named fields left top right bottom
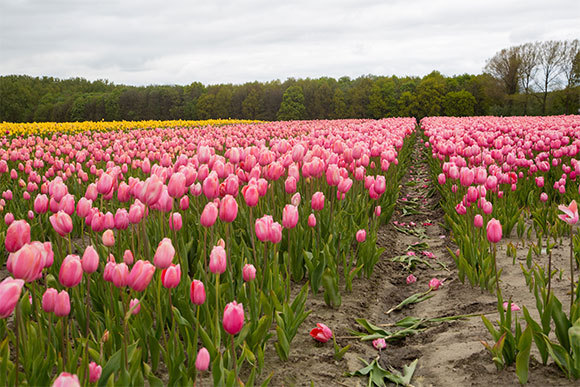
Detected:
left=310, top=323, right=333, bottom=343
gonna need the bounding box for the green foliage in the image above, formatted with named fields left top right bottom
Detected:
left=443, top=90, right=476, bottom=116
left=276, top=86, right=306, bottom=120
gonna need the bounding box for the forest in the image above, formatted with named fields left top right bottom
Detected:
left=0, top=39, right=578, bottom=123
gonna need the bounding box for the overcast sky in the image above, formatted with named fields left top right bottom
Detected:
left=1, top=0, right=579, bottom=86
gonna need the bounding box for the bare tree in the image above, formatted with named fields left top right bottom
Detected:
left=534, top=40, right=567, bottom=114
left=484, top=46, right=522, bottom=96
left=519, top=42, right=538, bottom=114
left=558, top=39, right=580, bottom=114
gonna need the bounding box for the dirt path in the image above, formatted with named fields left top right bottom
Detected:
left=261, top=138, right=576, bottom=386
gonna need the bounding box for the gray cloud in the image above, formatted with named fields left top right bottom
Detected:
left=1, top=0, right=578, bottom=85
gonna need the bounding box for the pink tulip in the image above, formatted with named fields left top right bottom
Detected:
left=255, top=217, right=270, bottom=242
left=153, top=238, right=175, bottom=269
left=558, top=200, right=578, bottom=225
left=52, top=372, right=80, bottom=387
left=169, top=212, right=183, bottom=231
left=190, top=279, right=206, bottom=305
left=112, top=263, right=129, bottom=288
left=540, top=192, right=548, bottom=202
left=406, top=274, right=417, bottom=284
left=311, top=191, right=325, bottom=211
left=7, top=243, right=44, bottom=282
left=5, top=220, right=31, bottom=253
left=42, top=287, right=58, bottom=313
left=243, top=264, right=256, bottom=282
left=180, top=196, right=189, bottom=210
left=308, top=213, right=316, bottom=227
left=502, top=301, right=521, bottom=312
left=200, top=202, right=218, bottom=227
left=269, top=222, right=282, bottom=244
left=102, top=229, right=115, bottom=247
left=219, top=194, right=238, bottom=222
left=82, top=245, right=99, bottom=274
left=128, top=260, right=156, bottom=292
left=209, top=245, right=227, bottom=274
left=223, top=301, right=244, bottom=335
left=310, top=323, right=333, bottom=343
left=114, top=209, right=129, bottom=230
left=242, top=184, right=259, bottom=207
left=4, top=213, right=14, bottom=225
left=282, top=204, right=299, bottom=229
left=291, top=192, right=301, bottom=207
left=474, top=214, right=483, bottom=228
left=195, top=347, right=210, bottom=371
left=168, top=172, right=186, bottom=198
left=161, top=264, right=181, bottom=289
left=0, top=277, right=25, bottom=318
left=285, top=176, right=297, bottom=194
left=54, top=290, right=71, bottom=316
left=429, top=278, right=443, bottom=290
left=356, top=229, right=366, bottom=243
left=123, top=249, right=134, bottom=265
left=34, top=194, right=49, bottom=213
left=88, top=362, right=102, bottom=383
left=129, top=299, right=141, bottom=315
left=486, top=218, right=502, bottom=243
left=59, top=255, right=83, bottom=288
left=50, top=211, right=73, bottom=236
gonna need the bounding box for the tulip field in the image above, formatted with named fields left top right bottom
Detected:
left=0, top=118, right=415, bottom=386
left=0, top=115, right=579, bottom=386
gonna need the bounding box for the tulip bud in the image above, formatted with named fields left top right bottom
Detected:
left=486, top=218, right=502, bottom=243
left=209, top=245, right=227, bottom=274
left=82, top=245, right=99, bottom=274
left=356, top=229, right=366, bottom=243
left=308, top=213, right=316, bottom=227
left=242, top=264, right=256, bottom=282
left=54, top=290, right=71, bottom=316
left=223, top=301, right=244, bottom=335
left=129, top=299, right=141, bottom=315
left=5, top=219, right=31, bottom=253
left=161, top=264, right=181, bottom=289
left=89, top=362, right=102, bottom=383
left=195, top=347, right=210, bottom=371
left=153, top=238, right=175, bottom=269
left=102, top=229, right=115, bottom=247
left=190, top=279, right=206, bottom=305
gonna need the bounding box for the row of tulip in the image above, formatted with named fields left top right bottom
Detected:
left=422, top=115, right=580, bottom=382
left=0, top=119, right=260, bottom=137
left=0, top=118, right=415, bottom=386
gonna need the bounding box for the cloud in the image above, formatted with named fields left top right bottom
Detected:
left=1, top=0, right=578, bottom=85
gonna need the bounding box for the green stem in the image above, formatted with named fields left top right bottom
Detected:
left=215, top=273, right=221, bottom=351
left=230, top=334, right=238, bottom=385
left=14, top=302, right=20, bottom=387
left=570, top=226, right=575, bottom=314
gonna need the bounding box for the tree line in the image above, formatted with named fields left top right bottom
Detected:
left=0, top=39, right=578, bottom=123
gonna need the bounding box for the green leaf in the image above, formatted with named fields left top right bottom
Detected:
left=515, top=325, right=532, bottom=385
left=97, top=343, right=137, bottom=387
